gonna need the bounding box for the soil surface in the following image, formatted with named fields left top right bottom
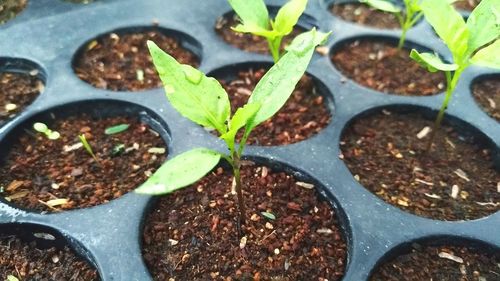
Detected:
left=0, top=72, right=43, bottom=125
left=0, top=234, right=100, bottom=280
left=340, top=110, right=499, bottom=221
left=371, top=243, right=500, bottom=281
left=0, top=0, right=26, bottom=24
left=142, top=163, right=347, bottom=281
left=331, top=40, right=446, bottom=96
left=216, top=67, right=331, bottom=146
left=0, top=115, right=167, bottom=212
left=215, top=14, right=304, bottom=55
left=454, top=0, right=481, bottom=11
left=74, top=30, right=199, bottom=91
left=330, top=3, right=400, bottom=29
left=472, top=76, right=500, bottom=122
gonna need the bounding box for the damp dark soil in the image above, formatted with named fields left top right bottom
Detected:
left=331, top=40, right=446, bottom=96
left=0, top=72, right=43, bottom=125
left=472, top=76, right=500, bottom=122
left=215, top=14, right=304, bottom=55
left=0, top=114, right=167, bottom=212
left=142, top=163, right=347, bottom=281
left=0, top=235, right=100, bottom=280
left=215, top=67, right=331, bottom=146
left=0, top=0, right=26, bottom=25
left=330, top=3, right=400, bottom=29
left=454, top=0, right=481, bottom=11
left=371, top=243, right=499, bottom=281
left=74, top=30, right=199, bottom=91
left=340, top=110, right=499, bottom=221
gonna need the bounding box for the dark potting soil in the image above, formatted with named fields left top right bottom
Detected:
left=0, top=115, right=167, bottom=212
left=0, top=72, right=43, bottom=125
left=74, top=30, right=199, bottom=91
left=331, top=40, right=446, bottom=96
left=329, top=3, right=400, bottom=29
left=454, top=0, right=481, bottom=11
left=142, top=163, right=347, bottom=281
left=340, top=110, right=499, bottom=221
left=370, top=244, right=500, bottom=281
left=215, top=14, right=304, bottom=55
left=0, top=0, right=26, bottom=25
left=472, top=76, right=500, bottom=122
left=0, top=235, right=100, bottom=280
left=216, top=67, right=331, bottom=146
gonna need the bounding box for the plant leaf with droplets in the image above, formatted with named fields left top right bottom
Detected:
left=410, top=50, right=458, bottom=72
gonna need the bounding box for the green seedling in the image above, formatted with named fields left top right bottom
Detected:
left=78, top=134, right=99, bottom=163
left=104, top=124, right=129, bottom=135
left=33, top=122, right=60, bottom=140
left=6, top=275, right=19, bottom=281
left=227, top=0, right=308, bottom=62
left=410, top=0, right=500, bottom=151
left=136, top=29, right=330, bottom=229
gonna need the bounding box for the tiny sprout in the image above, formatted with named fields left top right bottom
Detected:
left=78, top=134, right=99, bottom=163
left=227, top=0, right=308, bottom=62
left=33, top=122, right=60, bottom=140
left=261, top=211, right=276, bottom=220
left=104, top=124, right=130, bottom=135
left=111, top=143, right=125, bottom=156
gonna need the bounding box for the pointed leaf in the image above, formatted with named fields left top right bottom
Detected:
left=232, top=23, right=277, bottom=38
left=470, top=39, right=500, bottom=68
left=410, top=49, right=458, bottom=72
left=247, top=29, right=330, bottom=129
left=148, top=41, right=230, bottom=134
left=274, top=0, right=308, bottom=35
left=227, top=0, right=270, bottom=30
left=361, top=0, right=401, bottom=13
left=421, top=0, right=469, bottom=61
left=467, top=0, right=500, bottom=54
left=135, top=148, right=221, bottom=195
left=220, top=103, right=261, bottom=149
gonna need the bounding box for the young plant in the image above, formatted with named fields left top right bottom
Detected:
left=227, top=0, right=308, bottom=62
left=410, top=0, right=500, bottom=150
left=33, top=122, right=60, bottom=140
left=78, top=134, right=99, bottom=163
left=136, top=29, right=330, bottom=228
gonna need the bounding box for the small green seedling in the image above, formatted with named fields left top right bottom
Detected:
left=136, top=29, right=330, bottom=229
left=104, top=124, right=129, bottom=135
left=6, top=275, right=19, bottom=281
left=33, top=122, right=60, bottom=140
left=410, top=0, right=500, bottom=150
left=78, top=134, right=99, bottom=163
left=227, top=0, right=308, bottom=62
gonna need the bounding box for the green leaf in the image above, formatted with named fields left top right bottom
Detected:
left=220, top=103, right=261, bottom=150
left=470, top=39, right=500, bottom=68
left=420, top=0, right=469, bottom=61
left=135, top=148, right=221, bottom=195
left=361, top=0, right=401, bottom=13
left=104, top=124, right=130, bottom=135
left=274, top=0, right=308, bottom=36
left=232, top=22, right=277, bottom=38
left=466, top=0, right=500, bottom=55
left=7, top=275, right=19, bottom=281
left=247, top=29, right=330, bottom=129
left=410, top=49, right=458, bottom=72
left=261, top=211, right=276, bottom=220
left=148, top=41, right=230, bottom=134
left=227, top=0, right=270, bottom=30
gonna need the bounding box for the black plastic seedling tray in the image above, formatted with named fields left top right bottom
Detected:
left=0, top=0, right=499, bottom=280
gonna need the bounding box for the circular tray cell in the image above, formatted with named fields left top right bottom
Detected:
left=330, top=37, right=446, bottom=96
left=214, top=7, right=316, bottom=55
left=0, top=0, right=26, bottom=25
left=0, top=223, right=100, bottom=280
left=472, top=74, right=500, bottom=122
left=329, top=1, right=400, bottom=29
left=454, top=0, right=481, bottom=11
left=370, top=237, right=499, bottom=281
left=142, top=159, right=348, bottom=280
left=0, top=100, right=169, bottom=212
left=207, top=62, right=333, bottom=146
left=73, top=26, right=201, bottom=92
left=0, top=58, right=45, bottom=126
left=340, top=107, right=499, bottom=221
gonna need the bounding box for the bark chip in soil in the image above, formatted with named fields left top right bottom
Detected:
left=142, top=163, right=347, bottom=280
left=340, top=109, right=499, bottom=221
